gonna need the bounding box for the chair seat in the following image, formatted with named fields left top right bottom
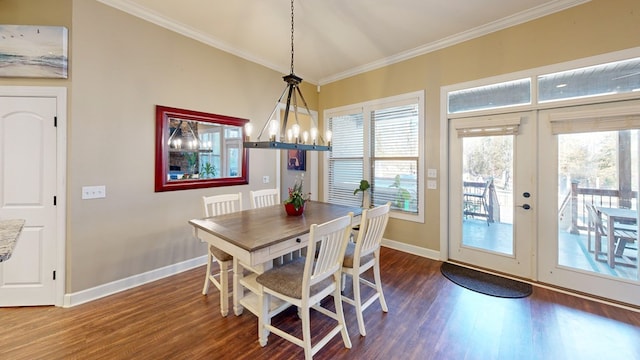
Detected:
left=209, top=245, right=232, bottom=262
left=342, top=242, right=374, bottom=269
left=256, top=258, right=333, bottom=299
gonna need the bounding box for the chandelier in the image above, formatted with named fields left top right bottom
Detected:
left=243, top=0, right=331, bottom=151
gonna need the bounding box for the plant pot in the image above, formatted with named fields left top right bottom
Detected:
left=284, top=202, right=305, bottom=216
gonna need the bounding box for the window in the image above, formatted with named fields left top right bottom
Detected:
left=325, top=91, right=424, bottom=222
left=448, top=78, right=531, bottom=114
left=539, top=57, right=640, bottom=103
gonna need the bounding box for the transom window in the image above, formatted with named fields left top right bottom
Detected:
left=448, top=56, right=640, bottom=114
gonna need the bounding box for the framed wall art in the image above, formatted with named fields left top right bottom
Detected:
left=287, top=149, right=306, bottom=171
left=0, top=25, right=68, bottom=78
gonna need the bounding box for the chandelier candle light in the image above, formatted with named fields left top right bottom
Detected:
left=243, top=0, right=331, bottom=151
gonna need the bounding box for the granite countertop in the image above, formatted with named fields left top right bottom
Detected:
left=0, top=219, right=25, bottom=262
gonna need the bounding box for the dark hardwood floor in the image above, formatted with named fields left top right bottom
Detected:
left=2, top=248, right=639, bottom=360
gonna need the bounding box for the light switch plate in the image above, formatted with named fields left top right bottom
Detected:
left=82, top=185, right=106, bottom=199
left=427, top=180, right=437, bottom=189
left=427, top=168, right=437, bottom=178
left=262, top=176, right=270, bottom=184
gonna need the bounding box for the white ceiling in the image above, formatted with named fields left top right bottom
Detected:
left=98, top=0, right=589, bottom=85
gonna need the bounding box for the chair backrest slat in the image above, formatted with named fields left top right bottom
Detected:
left=250, top=189, right=280, bottom=209
left=203, top=193, right=243, bottom=217
left=355, top=202, right=391, bottom=258
left=304, top=214, right=353, bottom=291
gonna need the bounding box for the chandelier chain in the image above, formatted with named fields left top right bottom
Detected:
left=290, top=0, right=295, bottom=74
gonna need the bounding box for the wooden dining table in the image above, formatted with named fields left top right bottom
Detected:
left=189, top=201, right=361, bottom=317
left=596, top=206, right=638, bottom=268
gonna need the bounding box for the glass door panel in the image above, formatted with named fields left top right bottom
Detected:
left=556, top=130, right=638, bottom=280
left=462, top=135, right=514, bottom=255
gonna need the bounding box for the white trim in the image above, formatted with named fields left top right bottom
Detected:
left=381, top=238, right=440, bottom=261
left=64, top=256, right=207, bottom=307
left=96, top=0, right=590, bottom=86
left=0, top=86, right=67, bottom=307
left=319, top=0, right=591, bottom=84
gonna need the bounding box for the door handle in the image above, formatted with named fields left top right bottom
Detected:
left=517, top=204, right=531, bottom=210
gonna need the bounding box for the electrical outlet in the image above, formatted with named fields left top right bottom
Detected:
left=263, top=176, right=270, bottom=184
left=427, top=180, right=437, bottom=190
left=82, top=185, right=106, bottom=199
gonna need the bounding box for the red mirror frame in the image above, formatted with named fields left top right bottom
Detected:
left=155, top=105, right=249, bottom=192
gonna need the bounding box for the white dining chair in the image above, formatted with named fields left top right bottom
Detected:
left=341, top=202, right=391, bottom=336
left=250, top=188, right=300, bottom=264
left=201, top=192, right=242, bottom=316
left=256, top=213, right=354, bottom=360
left=250, top=188, right=280, bottom=209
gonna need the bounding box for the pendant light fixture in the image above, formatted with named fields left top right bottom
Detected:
left=243, top=0, right=331, bottom=151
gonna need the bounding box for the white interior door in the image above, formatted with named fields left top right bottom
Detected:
left=0, top=95, right=58, bottom=306
left=448, top=112, right=535, bottom=279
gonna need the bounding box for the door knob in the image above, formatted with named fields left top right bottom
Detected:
left=517, top=204, right=531, bottom=210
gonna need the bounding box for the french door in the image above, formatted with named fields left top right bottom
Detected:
left=448, top=102, right=640, bottom=306
left=448, top=112, right=535, bottom=279
left=538, top=101, right=640, bottom=306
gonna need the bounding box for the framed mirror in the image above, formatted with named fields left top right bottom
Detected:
left=155, top=105, right=249, bottom=192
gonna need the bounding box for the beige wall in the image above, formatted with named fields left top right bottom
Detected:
left=318, top=0, right=640, bottom=250
left=2, top=0, right=639, bottom=294
left=1, top=0, right=306, bottom=292
left=68, top=1, right=296, bottom=292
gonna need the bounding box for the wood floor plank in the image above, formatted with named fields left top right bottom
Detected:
left=1, top=247, right=639, bottom=360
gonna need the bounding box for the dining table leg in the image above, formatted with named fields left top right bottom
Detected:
left=607, top=216, right=616, bottom=268
left=233, top=258, right=244, bottom=316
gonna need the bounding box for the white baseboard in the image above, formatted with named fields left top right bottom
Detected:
left=63, top=255, right=207, bottom=307
left=63, top=241, right=440, bottom=308
left=381, top=238, right=441, bottom=260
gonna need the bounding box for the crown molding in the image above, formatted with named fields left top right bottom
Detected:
left=97, top=0, right=591, bottom=86
left=318, top=0, right=591, bottom=85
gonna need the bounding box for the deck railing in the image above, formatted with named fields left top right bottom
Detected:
left=559, top=180, right=638, bottom=234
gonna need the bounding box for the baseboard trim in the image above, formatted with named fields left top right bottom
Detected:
left=381, top=238, right=441, bottom=260
left=63, top=255, right=207, bottom=308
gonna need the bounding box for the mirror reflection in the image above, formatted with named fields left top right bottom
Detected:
left=155, top=106, right=249, bottom=192
left=167, top=119, right=242, bottom=180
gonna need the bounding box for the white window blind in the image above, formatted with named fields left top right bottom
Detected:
left=371, top=103, right=420, bottom=213
left=548, top=105, right=640, bottom=135
left=455, top=117, right=522, bottom=138
left=327, top=112, right=364, bottom=206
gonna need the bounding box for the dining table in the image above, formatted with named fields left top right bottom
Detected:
left=189, top=201, right=362, bottom=318
left=595, top=206, right=638, bottom=268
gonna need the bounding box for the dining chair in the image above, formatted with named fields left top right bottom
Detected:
left=250, top=188, right=302, bottom=265
left=256, top=213, right=354, bottom=360
left=585, top=202, right=637, bottom=268
left=201, top=192, right=243, bottom=316
left=341, top=202, right=391, bottom=336
left=250, top=188, right=280, bottom=209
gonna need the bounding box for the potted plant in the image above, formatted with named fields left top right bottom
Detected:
left=353, top=179, right=371, bottom=208
left=283, top=174, right=310, bottom=216
left=390, top=175, right=412, bottom=210
left=201, top=162, right=217, bottom=178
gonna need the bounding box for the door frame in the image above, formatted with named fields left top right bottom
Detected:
left=446, top=112, right=536, bottom=279
left=0, top=86, right=67, bottom=307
